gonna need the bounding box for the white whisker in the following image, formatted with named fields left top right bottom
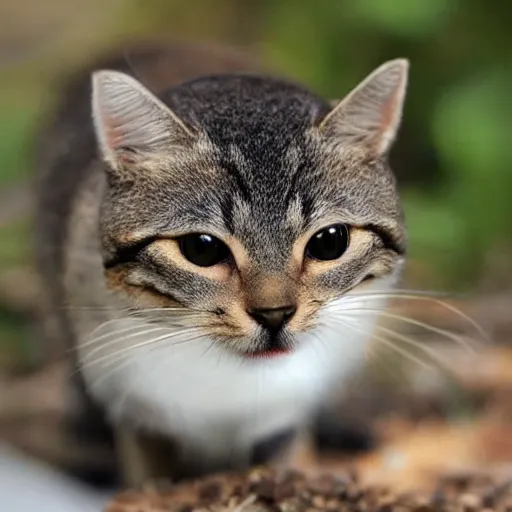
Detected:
left=80, top=325, right=172, bottom=364
left=373, top=324, right=457, bottom=373
left=68, top=308, right=204, bottom=354
left=347, top=288, right=450, bottom=298
left=80, top=327, right=199, bottom=370
left=89, top=331, right=206, bottom=392
left=68, top=317, right=138, bottom=352
left=331, top=307, right=481, bottom=353
left=343, top=290, right=490, bottom=342
left=80, top=323, right=167, bottom=352
left=332, top=317, right=436, bottom=371
left=63, top=305, right=191, bottom=312
left=128, top=307, right=200, bottom=313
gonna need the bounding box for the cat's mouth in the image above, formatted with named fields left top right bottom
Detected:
left=244, top=348, right=293, bottom=359
left=241, top=330, right=296, bottom=359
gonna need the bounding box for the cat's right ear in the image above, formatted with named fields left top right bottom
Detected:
left=91, top=70, right=196, bottom=171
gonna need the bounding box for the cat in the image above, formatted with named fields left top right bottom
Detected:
left=34, top=40, right=408, bottom=487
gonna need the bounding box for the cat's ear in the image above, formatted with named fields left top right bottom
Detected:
left=91, top=70, right=195, bottom=170
left=319, top=59, right=409, bottom=156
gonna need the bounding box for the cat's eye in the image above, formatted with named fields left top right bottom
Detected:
left=306, top=224, right=349, bottom=261
left=178, top=233, right=230, bottom=267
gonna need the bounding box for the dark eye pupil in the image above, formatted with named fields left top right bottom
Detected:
left=306, top=224, right=349, bottom=261
left=178, top=234, right=229, bottom=267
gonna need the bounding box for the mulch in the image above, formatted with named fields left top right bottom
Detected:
left=105, top=466, right=512, bottom=512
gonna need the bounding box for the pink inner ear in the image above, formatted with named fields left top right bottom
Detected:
left=104, top=114, right=120, bottom=150
left=379, top=89, right=400, bottom=135
left=371, top=83, right=404, bottom=154
left=104, top=115, right=137, bottom=165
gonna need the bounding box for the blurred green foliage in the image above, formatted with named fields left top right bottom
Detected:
left=0, top=0, right=511, bottom=294
left=0, top=82, right=41, bottom=186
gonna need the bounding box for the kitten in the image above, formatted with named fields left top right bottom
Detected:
left=34, top=41, right=408, bottom=486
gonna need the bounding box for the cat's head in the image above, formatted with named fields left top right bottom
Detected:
left=91, top=60, right=408, bottom=359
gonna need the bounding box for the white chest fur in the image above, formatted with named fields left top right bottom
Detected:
left=80, top=290, right=389, bottom=459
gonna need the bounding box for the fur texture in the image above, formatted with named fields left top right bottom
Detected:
left=34, top=42, right=408, bottom=485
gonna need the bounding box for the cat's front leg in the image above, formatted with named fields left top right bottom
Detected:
left=115, top=426, right=180, bottom=489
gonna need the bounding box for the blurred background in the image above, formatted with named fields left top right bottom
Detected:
left=1, top=0, right=512, bottom=508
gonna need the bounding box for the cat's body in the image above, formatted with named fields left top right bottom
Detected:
left=35, top=41, right=408, bottom=486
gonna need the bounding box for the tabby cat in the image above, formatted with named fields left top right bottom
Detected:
left=35, top=41, right=408, bottom=486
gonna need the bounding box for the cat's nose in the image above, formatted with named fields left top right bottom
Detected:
left=248, top=305, right=296, bottom=333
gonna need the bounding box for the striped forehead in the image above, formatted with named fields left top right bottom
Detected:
left=218, top=144, right=310, bottom=268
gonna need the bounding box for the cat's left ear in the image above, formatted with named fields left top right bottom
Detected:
left=91, top=70, right=196, bottom=171
left=319, top=59, right=409, bottom=156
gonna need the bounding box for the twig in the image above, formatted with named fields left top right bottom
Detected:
left=231, top=494, right=257, bottom=512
